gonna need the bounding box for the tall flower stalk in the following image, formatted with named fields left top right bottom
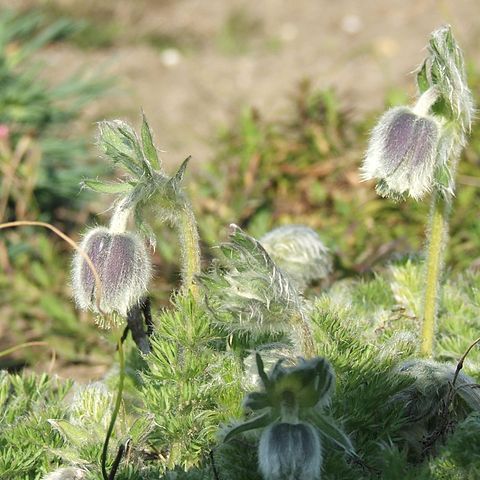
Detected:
left=361, top=25, right=474, bottom=357
left=72, top=200, right=151, bottom=479
left=421, top=191, right=450, bottom=356
left=100, top=336, right=126, bottom=480
left=417, top=27, right=474, bottom=357
left=71, top=115, right=202, bottom=478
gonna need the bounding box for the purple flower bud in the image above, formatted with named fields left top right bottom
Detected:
left=72, top=227, right=151, bottom=319
left=361, top=106, right=440, bottom=200
left=258, top=421, right=322, bottom=480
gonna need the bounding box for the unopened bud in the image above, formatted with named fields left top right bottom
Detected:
left=72, top=227, right=151, bottom=320
left=361, top=91, right=441, bottom=200
left=258, top=421, right=322, bottom=480
left=42, top=467, right=86, bottom=480
left=260, top=225, right=332, bottom=291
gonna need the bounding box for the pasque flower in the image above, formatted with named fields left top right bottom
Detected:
left=361, top=88, right=440, bottom=200
left=259, top=421, right=322, bottom=480
left=224, top=354, right=355, bottom=480
left=72, top=201, right=151, bottom=321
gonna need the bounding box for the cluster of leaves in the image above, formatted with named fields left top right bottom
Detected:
left=140, top=295, right=244, bottom=472
left=200, top=225, right=305, bottom=338
left=0, top=369, right=160, bottom=479
left=2, top=258, right=480, bottom=479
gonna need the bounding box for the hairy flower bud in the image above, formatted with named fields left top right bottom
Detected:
left=361, top=101, right=440, bottom=200
left=42, top=467, right=86, bottom=480
left=258, top=421, right=322, bottom=480
left=72, top=226, right=151, bottom=321
left=260, top=225, right=332, bottom=291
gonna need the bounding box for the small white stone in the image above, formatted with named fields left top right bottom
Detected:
left=160, top=48, right=182, bottom=67
left=340, top=14, right=363, bottom=35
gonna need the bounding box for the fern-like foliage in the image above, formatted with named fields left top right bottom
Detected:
left=140, top=294, right=244, bottom=472
left=2, top=261, right=480, bottom=479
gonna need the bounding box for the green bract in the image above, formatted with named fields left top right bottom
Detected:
left=224, top=353, right=355, bottom=462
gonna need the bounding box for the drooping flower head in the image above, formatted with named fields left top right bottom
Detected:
left=361, top=89, right=440, bottom=200
left=258, top=421, right=322, bottom=480
left=71, top=201, right=151, bottom=327
left=361, top=25, right=474, bottom=201
left=224, top=354, right=355, bottom=480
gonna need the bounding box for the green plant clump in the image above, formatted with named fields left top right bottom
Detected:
left=0, top=9, right=108, bottom=221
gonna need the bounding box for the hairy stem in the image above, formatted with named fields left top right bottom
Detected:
left=421, top=191, right=450, bottom=357
left=292, top=313, right=317, bottom=358
left=0, top=341, right=47, bottom=359
left=177, top=205, right=201, bottom=299
left=101, top=336, right=126, bottom=480
left=109, top=197, right=133, bottom=234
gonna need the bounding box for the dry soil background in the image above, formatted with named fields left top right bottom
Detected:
left=3, top=0, right=480, bottom=167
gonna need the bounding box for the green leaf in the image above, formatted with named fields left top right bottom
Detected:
left=117, top=123, right=151, bottom=175
left=81, top=179, right=134, bottom=194
left=223, top=412, right=274, bottom=443
left=171, top=156, right=192, bottom=185
left=141, top=112, right=161, bottom=170
left=308, top=411, right=357, bottom=458
left=48, top=420, right=91, bottom=447
left=416, top=61, right=429, bottom=94
left=244, top=392, right=271, bottom=411
left=256, top=353, right=271, bottom=390
left=98, top=120, right=146, bottom=177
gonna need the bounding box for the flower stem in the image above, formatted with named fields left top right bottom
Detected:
left=292, top=313, right=317, bottom=358
left=101, top=336, right=126, bottom=480
left=421, top=191, right=450, bottom=357
left=0, top=341, right=47, bottom=359
left=177, top=205, right=201, bottom=299
left=109, top=198, right=132, bottom=234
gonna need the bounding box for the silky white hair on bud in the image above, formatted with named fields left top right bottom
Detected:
left=258, top=421, right=322, bottom=480
left=71, top=226, right=151, bottom=321
left=394, top=359, right=480, bottom=418
left=260, top=225, right=332, bottom=291
left=42, top=467, right=86, bottom=480
left=202, top=225, right=306, bottom=336
left=361, top=105, right=440, bottom=200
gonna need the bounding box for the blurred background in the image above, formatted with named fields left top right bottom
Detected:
left=1, top=0, right=479, bottom=379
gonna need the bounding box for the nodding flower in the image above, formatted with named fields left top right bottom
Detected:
left=361, top=88, right=441, bottom=200
left=71, top=201, right=151, bottom=321
left=258, top=421, right=322, bottom=480
left=224, top=354, right=353, bottom=479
